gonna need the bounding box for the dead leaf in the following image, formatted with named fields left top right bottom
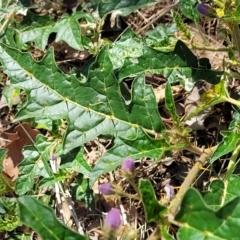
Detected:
left=154, top=83, right=183, bottom=103
left=1, top=122, right=40, bottom=180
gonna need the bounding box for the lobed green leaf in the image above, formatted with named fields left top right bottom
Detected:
left=176, top=188, right=240, bottom=239
left=0, top=44, right=164, bottom=152
left=19, top=12, right=93, bottom=50
left=202, top=175, right=240, bottom=210
left=117, top=40, right=223, bottom=84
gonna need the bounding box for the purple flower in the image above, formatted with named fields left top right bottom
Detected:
left=105, top=208, right=121, bottom=230
left=98, top=183, right=115, bottom=195
left=121, top=158, right=135, bottom=174
left=164, top=184, right=175, bottom=200
left=196, top=3, right=214, bottom=17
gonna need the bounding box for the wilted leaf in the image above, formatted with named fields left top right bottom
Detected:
left=2, top=123, right=40, bottom=180
left=18, top=196, right=87, bottom=240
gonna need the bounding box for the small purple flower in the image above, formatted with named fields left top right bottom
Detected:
left=196, top=3, right=214, bottom=17
left=98, top=183, right=115, bottom=195
left=164, top=184, right=175, bottom=200
left=105, top=208, right=121, bottom=230
left=121, top=158, right=135, bottom=174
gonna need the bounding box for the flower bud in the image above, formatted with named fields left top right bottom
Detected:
left=98, top=183, right=115, bottom=195
left=121, top=158, right=135, bottom=174
left=196, top=3, right=214, bottom=17
left=105, top=208, right=121, bottom=230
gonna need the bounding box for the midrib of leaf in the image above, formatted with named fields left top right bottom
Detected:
left=19, top=202, right=61, bottom=240
left=0, top=44, right=164, bottom=153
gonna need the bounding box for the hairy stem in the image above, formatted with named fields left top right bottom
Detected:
left=168, top=146, right=217, bottom=218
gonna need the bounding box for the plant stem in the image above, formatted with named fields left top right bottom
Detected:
left=168, top=146, right=217, bottom=218
left=220, top=143, right=240, bottom=206
left=191, top=43, right=231, bottom=52
left=127, top=176, right=140, bottom=195
left=224, top=143, right=240, bottom=181
left=224, top=96, right=240, bottom=106
left=229, top=22, right=240, bottom=59
left=194, top=20, right=210, bottom=46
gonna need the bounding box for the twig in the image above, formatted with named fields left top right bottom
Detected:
left=136, top=2, right=178, bottom=34
left=0, top=9, right=15, bottom=34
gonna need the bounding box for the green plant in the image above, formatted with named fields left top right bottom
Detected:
left=1, top=0, right=240, bottom=239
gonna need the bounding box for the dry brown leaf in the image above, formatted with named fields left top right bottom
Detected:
left=1, top=122, right=40, bottom=180
left=154, top=83, right=183, bottom=103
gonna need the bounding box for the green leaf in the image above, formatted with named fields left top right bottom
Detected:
left=60, top=148, right=92, bottom=176
left=2, top=84, right=20, bottom=108
left=145, top=23, right=177, bottom=51
left=0, top=44, right=164, bottom=155
left=35, top=117, right=53, bottom=130
left=229, top=111, right=240, bottom=132
left=0, top=172, right=15, bottom=195
left=0, top=197, right=21, bottom=232
left=71, top=175, right=95, bottom=211
left=176, top=188, right=240, bottom=239
left=16, top=11, right=54, bottom=30
left=17, top=196, right=87, bottom=240
left=109, top=28, right=143, bottom=70
left=174, top=41, right=223, bottom=84
left=19, top=12, right=93, bottom=50
left=4, top=233, right=31, bottom=240
left=117, top=40, right=223, bottom=84
left=210, top=131, right=240, bottom=164
left=38, top=172, right=70, bottom=189
left=89, top=128, right=169, bottom=186
left=98, top=0, right=157, bottom=17
left=184, top=80, right=228, bottom=120
left=179, top=0, right=200, bottom=21
left=139, top=179, right=167, bottom=222
left=201, top=180, right=224, bottom=210
left=0, top=149, right=7, bottom=172
left=202, top=175, right=240, bottom=210
left=165, top=82, right=179, bottom=122
left=15, top=135, right=52, bottom=195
